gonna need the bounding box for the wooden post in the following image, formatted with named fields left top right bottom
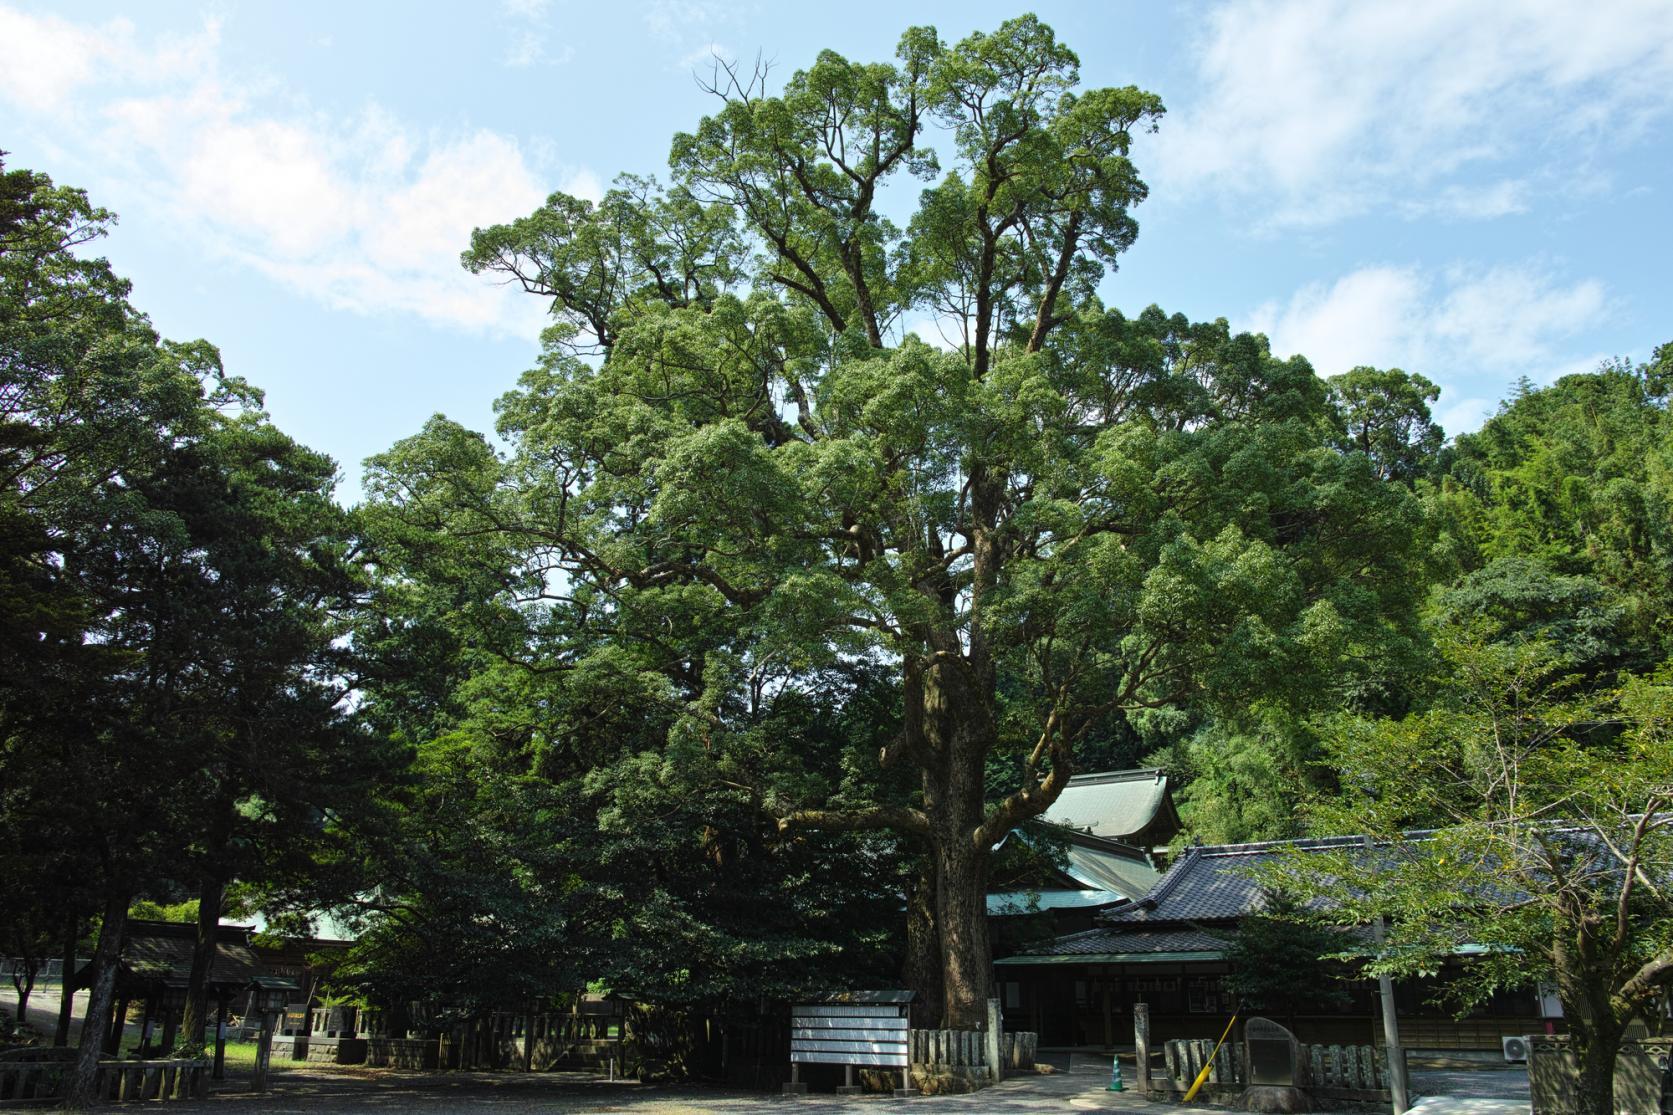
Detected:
left=137, top=998, right=155, bottom=1055
left=106, top=992, right=129, bottom=1054
left=985, top=997, right=1003, bottom=1083
left=252, top=1011, right=273, bottom=1093
left=159, top=1002, right=180, bottom=1055
left=213, top=996, right=228, bottom=1080
left=1134, top=1003, right=1151, bottom=1092
left=1102, top=981, right=1113, bottom=1050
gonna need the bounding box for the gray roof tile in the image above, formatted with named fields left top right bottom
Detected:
left=998, top=924, right=1231, bottom=961
left=1105, top=835, right=1367, bottom=925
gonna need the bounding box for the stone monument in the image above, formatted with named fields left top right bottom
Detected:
left=1242, top=1017, right=1310, bottom=1113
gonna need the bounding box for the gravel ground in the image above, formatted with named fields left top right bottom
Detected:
left=51, top=1055, right=1529, bottom=1115
left=94, top=1060, right=1121, bottom=1115
left=0, top=1004, right=1534, bottom=1115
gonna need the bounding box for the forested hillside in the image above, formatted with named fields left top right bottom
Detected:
left=1169, top=350, right=1673, bottom=842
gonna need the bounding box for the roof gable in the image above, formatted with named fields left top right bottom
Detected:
left=1040, top=768, right=1181, bottom=845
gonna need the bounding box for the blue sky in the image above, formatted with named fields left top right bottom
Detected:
left=3, top=1, right=1670, bottom=502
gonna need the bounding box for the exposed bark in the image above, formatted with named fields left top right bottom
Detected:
left=54, top=915, right=76, bottom=1046
left=177, top=872, right=225, bottom=1053
left=901, top=859, right=943, bottom=1029
left=1570, top=1019, right=1623, bottom=1115
left=10, top=962, right=34, bottom=1031
left=67, top=889, right=129, bottom=1107
left=930, top=830, right=993, bottom=1029
left=914, top=650, right=1000, bottom=1029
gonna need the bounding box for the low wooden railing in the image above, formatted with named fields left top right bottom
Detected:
left=0, top=1053, right=210, bottom=1105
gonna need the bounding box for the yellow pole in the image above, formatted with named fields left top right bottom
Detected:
left=1181, top=1013, right=1239, bottom=1102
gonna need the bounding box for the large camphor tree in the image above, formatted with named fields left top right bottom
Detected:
left=454, top=18, right=1426, bottom=1028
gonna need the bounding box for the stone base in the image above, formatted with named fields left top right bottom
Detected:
left=268, top=1035, right=309, bottom=1061
left=836, top=1084, right=863, bottom=1094
left=303, top=1036, right=368, bottom=1065
left=364, top=1037, right=438, bottom=1070
left=781, top=1081, right=809, bottom=1095
left=1241, top=1085, right=1312, bottom=1113
left=909, top=1064, right=989, bottom=1095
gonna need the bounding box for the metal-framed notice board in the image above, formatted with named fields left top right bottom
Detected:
left=787, top=990, right=914, bottom=1095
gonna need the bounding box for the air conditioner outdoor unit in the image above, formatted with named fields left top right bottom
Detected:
left=1503, top=1035, right=1530, bottom=1064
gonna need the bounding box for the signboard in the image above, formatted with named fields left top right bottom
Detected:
left=790, top=992, right=911, bottom=1069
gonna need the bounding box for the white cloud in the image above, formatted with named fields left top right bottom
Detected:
left=504, top=31, right=546, bottom=68
left=1402, top=179, right=1532, bottom=221
left=0, top=6, right=587, bottom=336
left=1159, top=0, right=1673, bottom=227
left=1431, top=265, right=1606, bottom=369
left=1243, top=261, right=1612, bottom=435
left=1245, top=266, right=1427, bottom=376
left=644, top=1, right=729, bottom=40
left=498, top=0, right=574, bottom=69
left=676, top=41, right=735, bottom=75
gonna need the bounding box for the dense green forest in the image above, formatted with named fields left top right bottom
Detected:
left=2, top=14, right=1670, bottom=1110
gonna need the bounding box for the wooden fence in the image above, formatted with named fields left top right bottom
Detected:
left=0, top=1054, right=210, bottom=1104
left=1158, top=1037, right=1391, bottom=1094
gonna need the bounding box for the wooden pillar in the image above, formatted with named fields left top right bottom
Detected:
left=159, top=1001, right=180, bottom=1055
left=252, top=1009, right=274, bottom=1092
left=1134, top=1003, right=1152, bottom=1092
left=213, top=995, right=228, bottom=1080
left=1102, top=979, right=1113, bottom=1050
left=106, top=991, right=130, bottom=1054
left=138, top=997, right=156, bottom=1054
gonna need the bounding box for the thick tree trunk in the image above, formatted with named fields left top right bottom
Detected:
left=55, top=915, right=76, bottom=1047
left=177, top=873, right=225, bottom=1053
left=917, top=656, right=997, bottom=1031
left=902, top=858, right=944, bottom=1028
left=930, top=829, right=992, bottom=1029
left=1572, top=1028, right=1620, bottom=1115
left=67, top=890, right=129, bottom=1107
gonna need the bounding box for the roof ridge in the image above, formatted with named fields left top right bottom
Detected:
left=1135, top=843, right=1200, bottom=909
left=1195, top=834, right=1366, bottom=856
left=1063, top=767, right=1166, bottom=786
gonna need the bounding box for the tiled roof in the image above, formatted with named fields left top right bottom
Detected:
left=1062, top=838, right=1161, bottom=897
left=987, top=889, right=1128, bottom=915
left=118, top=920, right=265, bottom=989
left=1104, top=835, right=1367, bottom=925
left=995, top=924, right=1230, bottom=964
left=1041, top=769, right=1179, bottom=844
